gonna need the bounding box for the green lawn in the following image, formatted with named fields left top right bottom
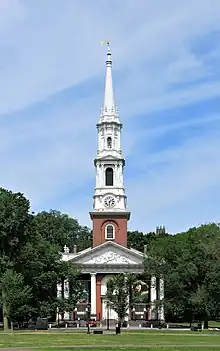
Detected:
left=169, top=320, right=220, bottom=328
left=36, top=349, right=220, bottom=351
left=1, top=331, right=220, bottom=350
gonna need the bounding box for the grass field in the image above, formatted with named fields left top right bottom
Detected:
left=34, top=349, right=220, bottom=351
left=1, top=330, right=220, bottom=350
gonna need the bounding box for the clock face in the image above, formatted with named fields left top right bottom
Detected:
left=104, top=195, right=116, bottom=208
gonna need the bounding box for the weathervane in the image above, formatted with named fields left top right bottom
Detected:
left=101, top=40, right=111, bottom=53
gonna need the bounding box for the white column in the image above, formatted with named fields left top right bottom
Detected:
left=96, top=167, right=99, bottom=188
left=150, top=276, right=157, bottom=320
left=114, top=164, right=117, bottom=186
left=57, top=283, right=62, bottom=298
left=120, top=164, right=123, bottom=187
left=159, top=278, right=165, bottom=321
left=56, top=283, right=62, bottom=322
left=91, top=273, right=96, bottom=318
left=64, top=279, right=69, bottom=298
left=98, top=129, right=101, bottom=151
left=125, top=295, right=129, bottom=322
left=64, top=279, right=70, bottom=320
left=101, top=164, right=104, bottom=187
left=118, top=127, right=121, bottom=149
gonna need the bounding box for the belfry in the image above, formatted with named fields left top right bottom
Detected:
left=58, top=44, right=164, bottom=325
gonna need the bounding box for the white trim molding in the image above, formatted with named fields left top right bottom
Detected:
left=105, top=224, right=115, bottom=240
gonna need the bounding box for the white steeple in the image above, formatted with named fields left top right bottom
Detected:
left=99, top=42, right=119, bottom=124
left=92, top=43, right=128, bottom=213
left=103, top=43, right=115, bottom=111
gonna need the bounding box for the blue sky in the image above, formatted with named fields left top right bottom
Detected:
left=1, top=0, right=220, bottom=234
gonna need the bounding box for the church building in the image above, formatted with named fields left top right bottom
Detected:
left=57, top=44, right=164, bottom=324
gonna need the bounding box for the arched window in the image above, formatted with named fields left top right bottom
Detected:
left=107, top=137, right=112, bottom=149
left=105, top=224, right=115, bottom=240
left=105, top=167, right=113, bottom=186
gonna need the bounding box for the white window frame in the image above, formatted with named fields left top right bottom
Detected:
left=105, top=167, right=114, bottom=186
left=105, top=224, right=115, bottom=240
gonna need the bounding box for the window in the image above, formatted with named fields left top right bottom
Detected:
left=107, top=137, right=112, bottom=148
left=105, top=167, right=113, bottom=186
left=105, top=224, right=115, bottom=240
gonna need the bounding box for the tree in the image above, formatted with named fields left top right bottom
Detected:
left=105, top=274, right=129, bottom=326
left=0, top=188, right=86, bottom=326
left=144, top=223, right=220, bottom=328
left=127, top=229, right=169, bottom=252
left=127, top=231, right=147, bottom=252
left=18, top=229, right=84, bottom=320
left=126, top=273, right=149, bottom=310
left=0, top=189, right=34, bottom=329
left=34, top=210, right=92, bottom=252
left=0, top=269, right=32, bottom=330
left=18, top=228, right=62, bottom=319
left=67, top=270, right=86, bottom=314
left=105, top=273, right=148, bottom=327
left=55, top=262, right=85, bottom=320
left=0, top=188, right=31, bottom=270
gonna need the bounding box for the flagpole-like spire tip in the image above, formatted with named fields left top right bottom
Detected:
left=100, top=40, right=115, bottom=111
left=101, top=40, right=111, bottom=57
left=107, top=41, right=111, bottom=53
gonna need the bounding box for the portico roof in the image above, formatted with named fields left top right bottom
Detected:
left=62, top=241, right=144, bottom=273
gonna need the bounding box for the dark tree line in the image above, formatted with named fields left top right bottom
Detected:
left=127, top=225, right=168, bottom=252
left=144, top=223, right=220, bottom=327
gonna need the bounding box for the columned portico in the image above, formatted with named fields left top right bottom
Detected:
left=60, top=242, right=163, bottom=322
left=70, top=242, right=147, bottom=321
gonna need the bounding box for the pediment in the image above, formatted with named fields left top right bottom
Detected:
left=97, top=155, right=122, bottom=161
left=70, top=242, right=143, bottom=266
left=86, top=251, right=136, bottom=265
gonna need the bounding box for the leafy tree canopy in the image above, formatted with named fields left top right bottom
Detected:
left=0, top=189, right=86, bottom=328
left=144, top=223, right=220, bottom=327
left=34, top=210, right=91, bottom=252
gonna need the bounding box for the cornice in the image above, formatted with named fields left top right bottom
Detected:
left=89, top=211, right=130, bottom=220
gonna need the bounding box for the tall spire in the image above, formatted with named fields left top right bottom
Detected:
left=92, top=42, right=128, bottom=218
left=103, top=42, right=115, bottom=112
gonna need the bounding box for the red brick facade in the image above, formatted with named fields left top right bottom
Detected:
left=90, top=212, right=130, bottom=248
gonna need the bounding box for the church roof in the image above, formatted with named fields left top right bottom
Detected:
left=62, top=241, right=144, bottom=273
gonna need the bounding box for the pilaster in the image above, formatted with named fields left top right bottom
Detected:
left=96, top=274, right=102, bottom=320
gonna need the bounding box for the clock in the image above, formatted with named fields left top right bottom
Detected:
left=104, top=195, right=116, bottom=208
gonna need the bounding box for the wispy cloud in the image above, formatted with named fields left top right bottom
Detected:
left=0, top=0, right=220, bottom=233
left=127, top=131, right=220, bottom=233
